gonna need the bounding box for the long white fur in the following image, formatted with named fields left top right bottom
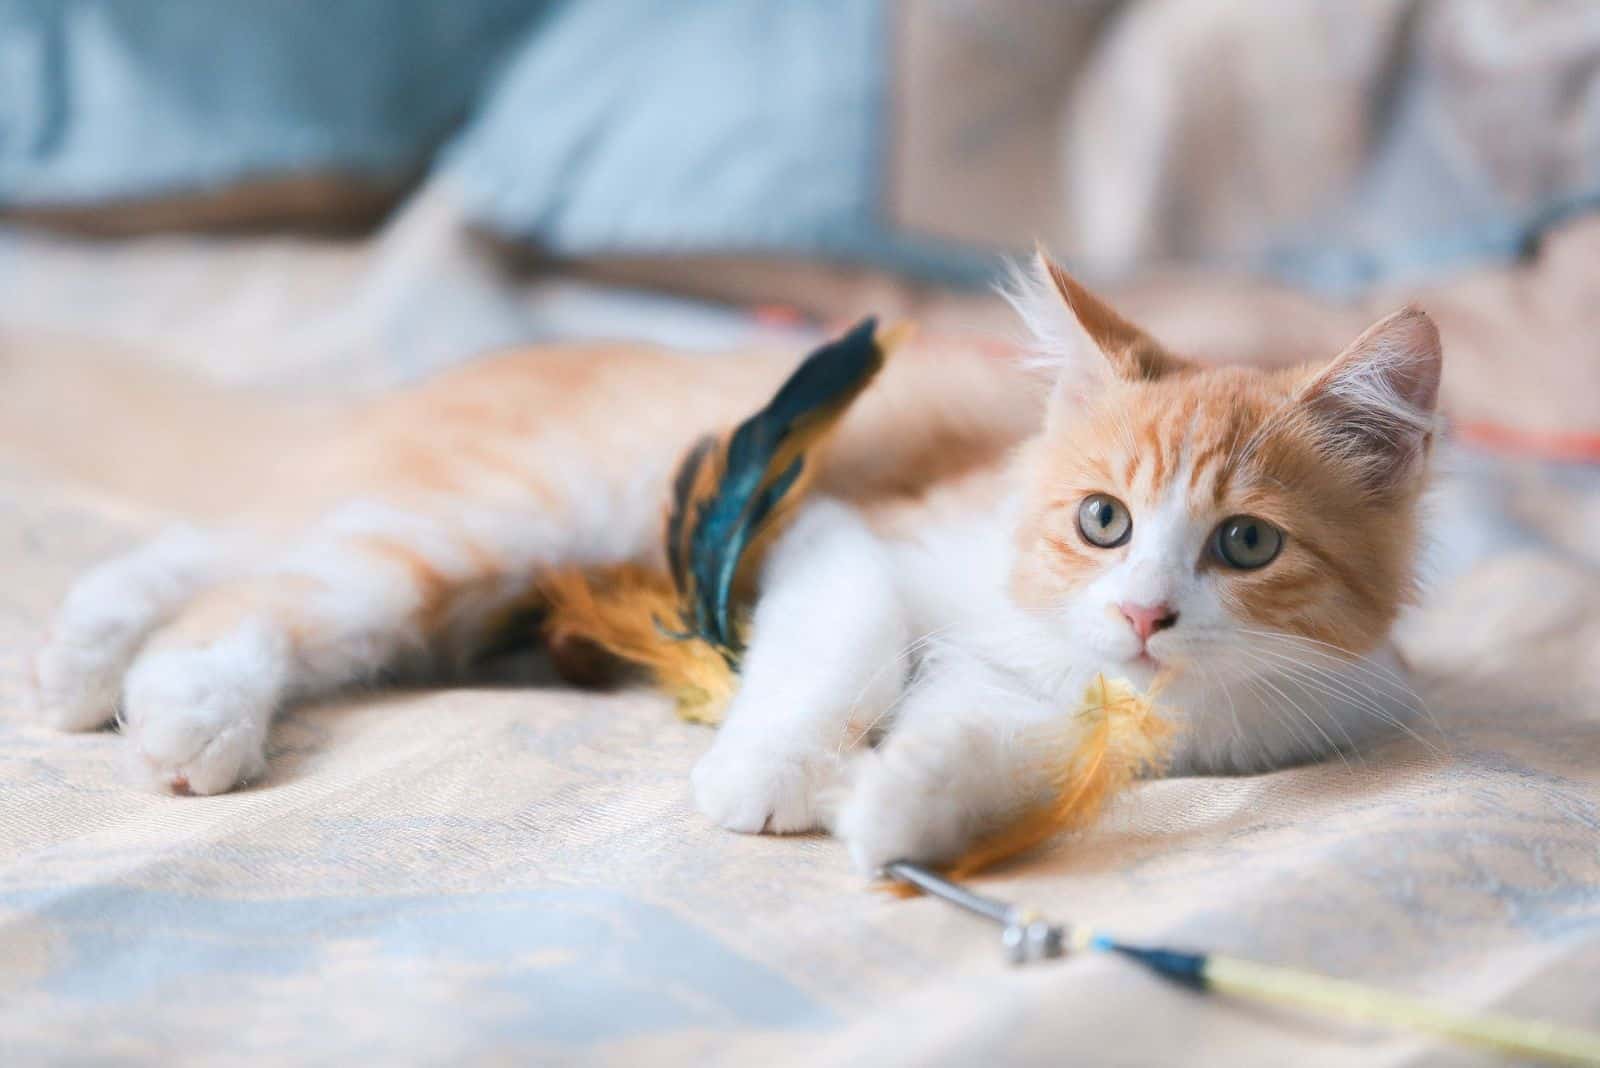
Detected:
left=117, top=507, right=452, bottom=793
left=833, top=645, right=1058, bottom=875
left=680, top=469, right=1430, bottom=873
left=122, top=615, right=290, bottom=793
left=72, top=497, right=596, bottom=794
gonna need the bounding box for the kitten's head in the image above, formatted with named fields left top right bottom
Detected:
left=1007, top=253, right=1441, bottom=688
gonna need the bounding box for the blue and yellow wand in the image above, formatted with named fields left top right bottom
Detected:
left=886, top=861, right=1600, bottom=1067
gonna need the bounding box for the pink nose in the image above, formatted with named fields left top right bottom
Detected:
left=1119, top=601, right=1179, bottom=643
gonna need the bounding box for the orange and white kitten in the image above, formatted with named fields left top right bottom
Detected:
left=31, top=255, right=1440, bottom=873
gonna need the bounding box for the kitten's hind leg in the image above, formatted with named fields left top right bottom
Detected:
left=691, top=499, right=911, bottom=834
left=118, top=501, right=562, bottom=795
left=31, top=525, right=238, bottom=731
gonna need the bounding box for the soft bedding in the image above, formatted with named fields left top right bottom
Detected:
left=0, top=189, right=1597, bottom=1065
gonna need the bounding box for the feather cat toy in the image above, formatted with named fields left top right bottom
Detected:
left=541, top=317, right=893, bottom=726
left=541, top=318, right=1176, bottom=876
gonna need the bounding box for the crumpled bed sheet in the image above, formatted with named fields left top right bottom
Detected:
left=0, top=199, right=1597, bottom=1066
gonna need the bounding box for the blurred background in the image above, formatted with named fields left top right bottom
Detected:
left=1, top=0, right=1598, bottom=447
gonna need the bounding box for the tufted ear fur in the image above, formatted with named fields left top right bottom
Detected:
left=1297, top=306, right=1442, bottom=492
left=1003, top=249, right=1188, bottom=421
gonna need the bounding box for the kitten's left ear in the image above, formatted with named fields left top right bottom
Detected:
left=1298, top=305, right=1442, bottom=487
left=1006, top=249, right=1186, bottom=408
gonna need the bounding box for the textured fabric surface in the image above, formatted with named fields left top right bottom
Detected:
left=1, top=453, right=1596, bottom=1067
left=0, top=200, right=1597, bottom=1065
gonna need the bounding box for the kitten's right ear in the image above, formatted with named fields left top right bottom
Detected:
left=1004, top=249, right=1184, bottom=410
left=1296, top=305, right=1442, bottom=491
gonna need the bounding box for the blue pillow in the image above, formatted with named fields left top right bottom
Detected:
left=445, top=1, right=998, bottom=286
left=0, top=0, right=541, bottom=205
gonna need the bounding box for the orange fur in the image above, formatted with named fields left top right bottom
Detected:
left=143, top=337, right=1040, bottom=668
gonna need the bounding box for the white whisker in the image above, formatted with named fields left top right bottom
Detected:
left=1246, top=666, right=1354, bottom=768
left=1238, top=628, right=1442, bottom=740
left=1233, top=645, right=1442, bottom=755
left=1238, top=673, right=1318, bottom=758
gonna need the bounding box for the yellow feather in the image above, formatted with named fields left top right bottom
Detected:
left=945, top=674, right=1176, bottom=880
left=539, top=566, right=738, bottom=724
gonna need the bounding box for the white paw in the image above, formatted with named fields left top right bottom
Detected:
left=691, top=734, right=838, bottom=834
left=832, top=753, right=974, bottom=877
left=120, top=620, right=287, bottom=795
left=32, top=572, right=170, bottom=732
left=30, top=631, right=127, bottom=732
left=833, top=719, right=1028, bottom=877
left=32, top=525, right=225, bottom=732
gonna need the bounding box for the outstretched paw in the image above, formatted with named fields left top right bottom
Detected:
left=119, top=620, right=286, bottom=795
left=833, top=754, right=972, bottom=876
left=833, top=720, right=1026, bottom=877
left=31, top=525, right=227, bottom=732
left=691, top=734, right=839, bottom=834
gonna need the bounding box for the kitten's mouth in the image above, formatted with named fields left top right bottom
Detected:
left=1133, top=652, right=1161, bottom=671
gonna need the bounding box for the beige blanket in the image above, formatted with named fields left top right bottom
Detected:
left=1, top=205, right=1597, bottom=1066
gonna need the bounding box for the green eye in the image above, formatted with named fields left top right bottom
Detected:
left=1213, top=515, right=1284, bottom=569
left=1077, top=493, right=1132, bottom=548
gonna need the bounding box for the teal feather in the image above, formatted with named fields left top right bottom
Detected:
left=702, top=454, right=802, bottom=641
left=666, top=318, right=885, bottom=661
left=665, top=435, right=715, bottom=587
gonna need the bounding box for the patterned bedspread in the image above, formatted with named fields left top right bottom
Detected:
left=1, top=197, right=1597, bottom=1066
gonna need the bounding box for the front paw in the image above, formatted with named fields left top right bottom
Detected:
left=833, top=748, right=985, bottom=877
left=691, top=734, right=838, bottom=834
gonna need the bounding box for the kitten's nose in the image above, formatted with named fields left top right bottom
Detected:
left=1119, top=601, right=1178, bottom=643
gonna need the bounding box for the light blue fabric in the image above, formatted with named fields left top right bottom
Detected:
left=0, top=885, right=828, bottom=1056
left=0, top=0, right=541, bottom=203
left=444, top=0, right=999, bottom=285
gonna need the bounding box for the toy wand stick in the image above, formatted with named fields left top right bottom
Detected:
left=884, top=861, right=1600, bottom=1066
